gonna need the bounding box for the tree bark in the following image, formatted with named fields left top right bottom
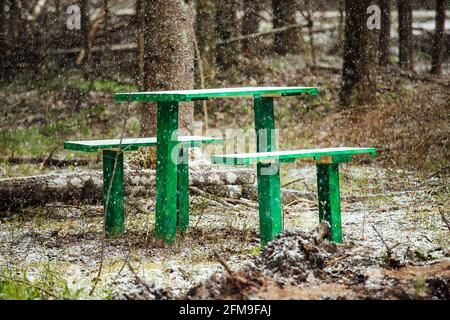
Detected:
left=272, top=0, right=301, bottom=55
left=195, top=0, right=216, bottom=66
left=80, top=0, right=90, bottom=65
left=242, top=0, right=262, bottom=57
left=337, top=0, right=345, bottom=51
left=430, top=0, right=446, bottom=75
left=0, top=0, right=6, bottom=81
left=0, top=168, right=256, bottom=212
left=136, top=0, right=145, bottom=90
left=378, top=0, right=391, bottom=66
left=340, top=0, right=375, bottom=106
left=397, top=0, right=414, bottom=70
left=142, top=0, right=195, bottom=136
left=215, top=0, right=240, bottom=72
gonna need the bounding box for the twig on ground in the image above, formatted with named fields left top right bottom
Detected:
left=189, top=186, right=257, bottom=212
left=281, top=178, right=304, bottom=188
left=89, top=102, right=130, bottom=296
left=438, top=209, right=450, bottom=232
left=39, top=147, right=57, bottom=170
left=372, top=225, right=401, bottom=260
left=427, top=165, right=450, bottom=180
left=127, top=261, right=153, bottom=294
left=213, top=250, right=249, bottom=300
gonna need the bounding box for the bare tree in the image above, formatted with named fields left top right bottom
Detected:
left=431, top=0, right=446, bottom=75
left=378, top=0, right=391, bottom=66
left=340, top=0, right=375, bottom=105
left=397, top=0, right=414, bottom=70
left=215, top=0, right=240, bottom=72
left=272, top=0, right=301, bottom=55
left=242, top=0, right=262, bottom=57
left=142, top=0, right=195, bottom=136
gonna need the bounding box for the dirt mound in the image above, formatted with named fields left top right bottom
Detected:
left=252, top=225, right=341, bottom=284
left=186, top=223, right=450, bottom=300
left=112, top=282, right=172, bottom=300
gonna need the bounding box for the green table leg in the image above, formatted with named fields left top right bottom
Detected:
left=177, top=146, right=189, bottom=233
left=316, top=163, right=342, bottom=243
left=155, top=101, right=179, bottom=244
left=103, top=149, right=125, bottom=235
left=254, top=96, right=282, bottom=245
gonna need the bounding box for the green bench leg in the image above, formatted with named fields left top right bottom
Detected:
left=177, top=146, right=189, bottom=233
left=257, top=163, right=282, bottom=245
left=103, top=149, right=125, bottom=235
left=254, top=96, right=283, bottom=245
left=155, top=101, right=179, bottom=244
left=316, top=163, right=342, bottom=243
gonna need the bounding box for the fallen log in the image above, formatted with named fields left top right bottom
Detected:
left=0, top=157, right=96, bottom=168
left=0, top=167, right=256, bottom=212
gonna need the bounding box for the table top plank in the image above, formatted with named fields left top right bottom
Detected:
left=64, top=136, right=223, bottom=152
left=115, top=87, right=319, bottom=102
left=211, top=147, right=377, bottom=165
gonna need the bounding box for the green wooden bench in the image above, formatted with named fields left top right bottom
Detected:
left=211, top=147, right=377, bottom=245
left=64, top=136, right=222, bottom=235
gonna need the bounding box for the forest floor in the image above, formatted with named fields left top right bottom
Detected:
left=0, top=163, right=448, bottom=299
left=0, top=30, right=449, bottom=298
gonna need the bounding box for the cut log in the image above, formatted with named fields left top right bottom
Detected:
left=0, top=167, right=256, bottom=212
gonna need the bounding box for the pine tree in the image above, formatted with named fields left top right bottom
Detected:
left=397, top=0, right=414, bottom=70
left=340, top=0, right=375, bottom=105
left=272, top=0, right=301, bottom=55
left=242, top=0, right=262, bottom=57
left=431, top=0, right=446, bottom=75
left=142, top=0, right=195, bottom=136
left=378, top=0, right=391, bottom=66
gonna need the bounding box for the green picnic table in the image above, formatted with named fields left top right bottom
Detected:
left=115, top=87, right=318, bottom=244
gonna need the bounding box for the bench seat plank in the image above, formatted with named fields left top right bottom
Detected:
left=211, top=147, right=377, bottom=165
left=115, top=86, right=318, bottom=102
left=64, top=136, right=223, bottom=152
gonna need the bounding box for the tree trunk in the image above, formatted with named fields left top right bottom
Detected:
left=103, top=0, right=109, bottom=31
left=337, top=0, right=345, bottom=51
left=340, top=0, right=375, bottom=106
left=136, top=0, right=145, bottom=91
left=378, top=0, right=391, bottom=66
left=242, top=0, right=262, bottom=57
left=195, top=0, right=216, bottom=66
left=0, top=168, right=256, bottom=212
left=430, top=0, right=446, bottom=75
left=397, top=0, right=414, bottom=70
left=142, top=0, right=195, bottom=136
left=0, top=0, right=6, bottom=81
left=80, top=0, right=90, bottom=64
left=272, top=0, right=301, bottom=55
left=215, top=0, right=240, bottom=72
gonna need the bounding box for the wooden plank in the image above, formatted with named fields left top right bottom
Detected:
left=254, top=96, right=283, bottom=246
left=155, top=101, right=179, bottom=244
left=115, top=86, right=319, bottom=102
left=103, top=150, right=125, bottom=236
left=64, top=136, right=223, bottom=152
left=211, top=147, right=377, bottom=165
left=317, top=163, right=342, bottom=243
